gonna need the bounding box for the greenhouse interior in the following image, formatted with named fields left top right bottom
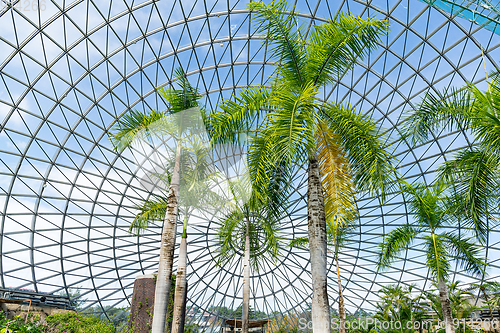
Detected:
left=0, top=0, right=500, bottom=332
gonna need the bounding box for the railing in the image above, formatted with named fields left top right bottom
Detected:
left=480, top=310, right=500, bottom=319
left=0, top=287, right=74, bottom=310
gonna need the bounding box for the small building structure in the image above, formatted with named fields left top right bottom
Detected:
left=222, top=319, right=268, bottom=333
left=0, top=287, right=74, bottom=320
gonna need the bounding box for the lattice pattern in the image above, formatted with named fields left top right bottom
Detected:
left=0, top=0, right=499, bottom=325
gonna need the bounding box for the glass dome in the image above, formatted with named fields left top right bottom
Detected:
left=0, top=0, right=499, bottom=325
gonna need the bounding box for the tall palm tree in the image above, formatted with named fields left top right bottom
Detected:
left=290, top=197, right=357, bottom=333
left=469, top=281, right=500, bottom=322
left=216, top=177, right=282, bottom=333
left=425, top=282, right=478, bottom=333
left=110, top=68, right=201, bottom=333
left=131, top=138, right=223, bottom=333
left=467, top=281, right=500, bottom=320
left=403, top=76, right=500, bottom=244
left=206, top=2, right=393, bottom=331
left=328, top=221, right=356, bottom=333
left=484, top=282, right=500, bottom=317
left=378, top=181, right=486, bottom=333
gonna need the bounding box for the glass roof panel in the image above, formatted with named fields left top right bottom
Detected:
left=0, top=0, right=499, bottom=325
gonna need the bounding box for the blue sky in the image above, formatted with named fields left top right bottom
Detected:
left=0, top=0, right=499, bottom=317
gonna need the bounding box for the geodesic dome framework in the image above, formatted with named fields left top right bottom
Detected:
left=1, top=0, right=500, bottom=325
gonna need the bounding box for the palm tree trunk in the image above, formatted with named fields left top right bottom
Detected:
left=481, top=287, right=494, bottom=319
left=438, top=280, right=456, bottom=333
left=481, top=288, right=498, bottom=333
left=308, top=158, right=331, bottom=333
left=151, top=141, right=182, bottom=333
left=242, top=218, right=250, bottom=333
left=336, top=257, right=346, bottom=333
left=171, top=215, right=189, bottom=333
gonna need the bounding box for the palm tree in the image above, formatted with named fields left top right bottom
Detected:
left=403, top=76, right=500, bottom=244
left=484, top=282, right=500, bottom=317
left=216, top=177, right=282, bottom=333
left=131, top=138, right=223, bottom=333
left=468, top=282, right=496, bottom=320
left=448, top=283, right=477, bottom=323
left=469, top=281, right=500, bottom=321
left=110, top=68, right=201, bottom=333
left=329, top=220, right=355, bottom=333
left=378, top=181, right=486, bottom=333
left=289, top=210, right=357, bottom=333
left=375, top=284, right=426, bottom=333
left=289, top=223, right=354, bottom=333
left=377, top=285, right=410, bottom=328
left=206, top=2, right=393, bottom=331
left=425, top=282, right=478, bottom=333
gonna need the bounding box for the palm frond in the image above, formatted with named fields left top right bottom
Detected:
left=109, top=109, right=168, bottom=152
left=438, top=149, right=499, bottom=243
left=399, top=180, right=447, bottom=230
left=468, top=78, right=500, bottom=154
left=321, top=102, right=396, bottom=200
left=110, top=68, right=201, bottom=153
left=443, top=232, right=486, bottom=277
left=402, top=87, right=472, bottom=144
left=289, top=236, right=309, bottom=250
left=253, top=215, right=283, bottom=271
left=215, top=210, right=245, bottom=267
left=315, top=118, right=357, bottom=229
left=215, top=207, right=283, bottom=272
left=130, top=197, right=169, bottom=235
left=327, top=220, right=356, bottom=257
left=307, top=13, right=389, bottom=86
left=377, top=224, right=419, bottom=271
left=157, top=68, right=201, bottom=115
left=206, top=86, right=273, bottom=145
left=261, top=158, right=295, bottom=218
left=247, top=132, right=291, bottom=203
left=247, top=0, right=306, bottom=88
left=226, top=174, right=254, bottom=209
left=267, top=81, right=317, bottom=160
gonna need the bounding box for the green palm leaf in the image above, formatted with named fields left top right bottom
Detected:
left=308, top=13, right=389, bottom=86
left=267, top=82, right=317, bottom=159
left=109, top=109, right=169, bottom=153
left=377, top=224, right=419, bottom=270
left=468, top=77, right=500, bottom=154
left=443, top=232, right=486, bottom=277
left=157, top=67, right=201, bottom=116
left=206, top=86, right=273, bottom=145
left=400, top=180, right=448, bottom=230
left=216, top=203, right=283, bottom=272
left=327, top=221, right=356, bottom=258
left=247, top=132, right=296, bottom=207
left=403, top=87, right=472, bottom=145
left=247, top=0, right=306, bottom=88
left=438, top=148, right=499, bottom=243
left=216, top=210, right=245, bottom=267
left=130, top=197, right=168, bottom=235
left=289, top=236, right=309, bottom=250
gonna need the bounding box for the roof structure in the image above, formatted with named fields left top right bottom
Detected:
left=0, top=0, right=499, bottom=325
left=420, top=0, right=500, bottom=34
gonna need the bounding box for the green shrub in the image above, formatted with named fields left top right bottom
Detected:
left=45, top=312, right=115, bottom=333
left=0, top=312, right=44, bottom=333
